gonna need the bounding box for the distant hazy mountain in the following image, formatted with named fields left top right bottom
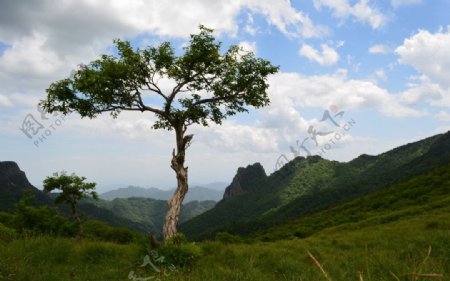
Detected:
left=0, top=161, right=147, bottom=232
left=0, top=161, right=216, bottom=235
left=196, top=182, right=228, bottom=191
left=100, top=185, right=224, bottom=202
left=94, top=198, right=216, bottom=235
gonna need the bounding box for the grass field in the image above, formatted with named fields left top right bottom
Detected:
left=1, top=206, right=448, bottom=281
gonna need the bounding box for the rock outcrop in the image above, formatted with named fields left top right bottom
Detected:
left=223, top=163, right=266, bottom=199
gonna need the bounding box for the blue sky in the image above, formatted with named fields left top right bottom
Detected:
left=1, top=0, right=450, bottom=191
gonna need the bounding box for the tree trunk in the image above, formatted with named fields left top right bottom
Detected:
left=163, top=128, right=193, bottom=240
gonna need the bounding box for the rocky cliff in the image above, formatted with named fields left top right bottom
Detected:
left=223, top=163, right=266, bottom=199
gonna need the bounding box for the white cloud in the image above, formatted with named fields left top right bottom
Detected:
left=391, top=0, right=423, bottom=8
left=0, top=0, right=327, bottom=107
left=0, top=94, right=13, bottom=107
left=375, top=69, right=387, bottom=81
left=314, top=0, right=387, bottom=29
left=268, top=70, right=422, bottom=117
left=396, top=28, right=450, bottom=89
left=299, top=43, right=339, bottom=65
left=245, top=0, right=328, bottom=38
left=244, top=13, right=258, bottom=36
left=396, top=28, right=450, bottom=108
left=399, top=75, right=450, bottom=106
left=368, top=44, right=391, bottom=54
left=238, top=41, right=257, bottom=54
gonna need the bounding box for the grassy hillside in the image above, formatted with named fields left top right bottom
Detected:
left=93, top=198, right=216, bottom=236
left=255, top=163, right=450, bottom=241
left=1, top=163, right=448, bottom=280
left=181, top=132, right=450, bottom=239
left=1, top=201, right=448, bottom=280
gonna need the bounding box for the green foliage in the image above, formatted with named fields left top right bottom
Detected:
left=254, top=163, right=450, bottom=241
left=43, top=171, right=98, bottom=221
left=41, top=25, right=278, bottom=129
left=13, top=196, right=79, bottom=237
left=164, top=232, right=188, bottom=245
left=91, top=197, right=216, bottom=236
left=78, top=243, right=119, bottom=263
left=215, top=232, right=243, bottom=244
left=81, top=220, right=136, bottom=244
left=182, top=132, right=450, bottom=239
left=0, top=211, right=14, bottom=227
left=0, top=236, right=141, bottom=280
left=0, top=183, right=448, bottom=280
left=158, top=241, right=202, bottom=268
left=0, top=223, right=16, bottom=242
left=104, top=227, right=135, bottom=244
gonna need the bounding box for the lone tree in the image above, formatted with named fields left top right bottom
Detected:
left=43, top=172, right=98, bottom=222
left=40, top=26, right=279, bottom=239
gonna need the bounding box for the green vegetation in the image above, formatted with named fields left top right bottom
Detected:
left=181, top=132, right=450, bottom=239
left=254, top=163, right=450, bottom=241
left=43, top=172, right=98, bottom=222
left=41, top=25, right=278, bottom=239
left=92, top=197, right=216, bottom=236
left=1, top=162, right=448, bottom=280
left=0, top=201, right=448, bottom=280
left=1, top=133, right=449, bottom=280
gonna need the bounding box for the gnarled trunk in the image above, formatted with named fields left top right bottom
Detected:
left=163, top=128, right=193, bottom=240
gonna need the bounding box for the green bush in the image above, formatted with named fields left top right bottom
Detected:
left=158, top=241, right=202, bottom=268
left=0, top=222, right=16, bottom=242
left=105, top=227, right=135, bottom=244
left=82, top=220, right=110, bottom=240
left=215, top=232, right=243, bottom=244
left=13, top=203, right=79, bottom=237
left=82, top=220, right=135, bottom=243
left=0, top=211, right=14, bottom=227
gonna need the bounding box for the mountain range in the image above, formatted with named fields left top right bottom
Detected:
left=99, top=185, right=224, bottom=202
left=180, top=131, right=450, bottom=239
left=0, top=161, right=216, bottom=235
left=2, top=131, right=449, bottom=240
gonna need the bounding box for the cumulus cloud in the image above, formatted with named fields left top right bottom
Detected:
left=267, top=70, right=421, bottom=117
left=396, top=28, right=450, bottom=107
left=396, top=28, right=450, bottom=89
left=0, top=0, right=327, bottom=104
left=314, top=0, right=387, bottom=29
left=368, top=44, right=391, bottom=54
left=299, top=43, right=339, bottom=65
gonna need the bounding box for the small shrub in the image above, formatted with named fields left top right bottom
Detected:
left=215, top=232, right=243, bottom=244
left=82, top=220, right=110, bottom=240
left=105, top=227, right=135, bottom=244
left=0, top=222, right=16, bottom=242
left=164, top=233, right=188, bottom=245
left=0, top=211, right=14, bottom=227
left=13, top=202, right=79, bottom=237
left=158, top=241, right=202, bottom=268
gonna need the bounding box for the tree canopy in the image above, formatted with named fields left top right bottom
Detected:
left=40, top=26, right=278, bottom=239
left=43, top=172, right=98, bottom=221
left=42, top=26, right=279, bottom=131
